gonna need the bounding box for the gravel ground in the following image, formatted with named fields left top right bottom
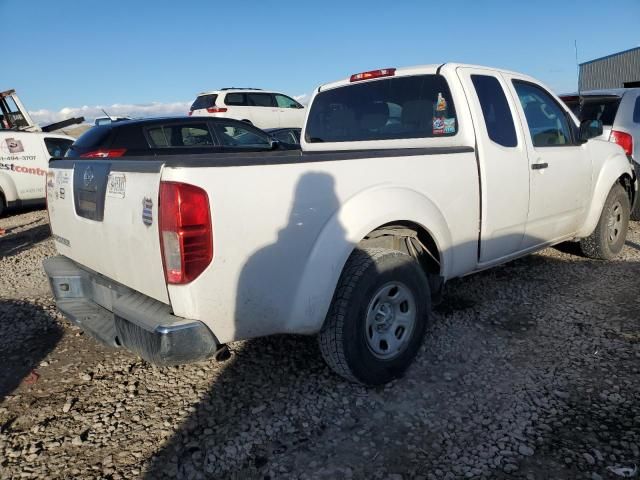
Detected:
left=0, top=208, right=639, bottom=480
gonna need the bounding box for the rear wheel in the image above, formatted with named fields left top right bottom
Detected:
left=580, top=183, right=630, bottom=260
left=0, top=192, right=5, bottom=217
left=318, top=248, right=430, bottom=385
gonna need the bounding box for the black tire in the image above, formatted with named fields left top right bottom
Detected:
left=580, top=183, right=630, bottom=260
left=0, top=192, right=5, bottom=218
left=318, top=247, right=431, bottom=385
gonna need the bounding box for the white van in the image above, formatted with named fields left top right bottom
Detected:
left=0, top=130, right=74, bottom=215
left=189, top=88, right=305, bottom=129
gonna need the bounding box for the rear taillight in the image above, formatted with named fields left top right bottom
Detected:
left=80, top=148, right=127, bottom=158
left=188, top=111, right=193, bottom=116
left=206, top=107, right=228, bottom=113
left=159, top=181, right=213, bottom=284
left=350, top=68, right=396, bottom=82
left=610, top=130, right=633, bottom=156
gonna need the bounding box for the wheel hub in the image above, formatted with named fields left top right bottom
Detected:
left=365, top=282, right=417, bottom=360
left=374, top=303, right=394, bottom=330
left=607, top=200, right=623, bottom=244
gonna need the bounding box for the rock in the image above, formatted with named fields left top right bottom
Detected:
left=583, top=452, right=596, bottom=465
left=62, top=399, right=73, bottom=413
left=518, top=444, right=535, bottom=456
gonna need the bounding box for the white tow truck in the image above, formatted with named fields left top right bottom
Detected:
left=0, top=89, right=81, bottom=216
left=44, top=64, right=635, bottom=385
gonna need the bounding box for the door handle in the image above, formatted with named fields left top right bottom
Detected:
left=531, top=162, right=548, bottom=170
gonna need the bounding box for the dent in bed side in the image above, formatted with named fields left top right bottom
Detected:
left=286, top=185, right=470, bottom=335
left=576, top=143, right=635, bottom=239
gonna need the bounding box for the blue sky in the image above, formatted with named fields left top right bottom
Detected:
left=2, top=0, right=639, bottom=123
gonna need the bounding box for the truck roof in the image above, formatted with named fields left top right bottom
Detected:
left=196, top=88, right=278, bottom=96
left=317, top=63, right=531, bottom=92
left=560, top=88, right=640, bottom=98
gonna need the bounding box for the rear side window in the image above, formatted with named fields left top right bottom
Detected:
left=190, top=94, right=218, bottom=111
left=270, top=129, right=299, bottom=144
left=634, top=96, right=640, bottom=124
left=275, top=94, right=302, bottom=109
left=147, top=124, right=215, bottom=147
left=305, top=74, right=458, bottom=143
left=225, top=93, right=247, bottom=106
left=247, top=93, right=275, bottom=107
left=213, top=121, right=271, bottom=148
left=44, top=138, right=73, bottom=157
left=471, top=75, right=517, bottom=147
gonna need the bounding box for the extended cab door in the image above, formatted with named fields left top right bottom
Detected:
left=456, top=67, right=530, bottom=263
left=504, top=76, right=591, bottom=246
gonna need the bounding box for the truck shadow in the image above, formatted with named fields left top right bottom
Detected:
left=146, top=171, right=346, bottom=478
left=0, top=299, right=63, bottom=403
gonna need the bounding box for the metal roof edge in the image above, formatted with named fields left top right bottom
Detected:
left=580, top=46, right=640, bottom=66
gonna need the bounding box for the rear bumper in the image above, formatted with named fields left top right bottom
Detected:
left=43, top=255, right=219, bottom=366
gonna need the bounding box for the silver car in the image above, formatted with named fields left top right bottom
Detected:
left=562, top=88, right=640, bottom=217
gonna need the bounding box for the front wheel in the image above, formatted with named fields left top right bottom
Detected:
left=580, top=183, right=630, bottom=260
left=318, top=248, right=430, bottom=385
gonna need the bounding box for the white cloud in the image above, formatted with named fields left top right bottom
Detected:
left=29, top=94, right=313, bottom=127
left=28, top=101, right=192, bottom=126
left=294, top=93, right=311, bottom=105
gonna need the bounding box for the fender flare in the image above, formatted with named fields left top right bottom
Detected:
left=286, top=186, right=452, bottom=334
left=0, top=172, right=18, bottom=204
left=577, top=152, right=634, bottom=238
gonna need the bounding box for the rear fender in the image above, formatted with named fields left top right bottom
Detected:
left=0, top=172, right=18, bottom=203
left=577, top=150, right=634, bottom=238
left=287, top=186, right=452, bottom=334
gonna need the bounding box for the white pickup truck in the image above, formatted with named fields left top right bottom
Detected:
left=44, top=64, right=636, bottom=385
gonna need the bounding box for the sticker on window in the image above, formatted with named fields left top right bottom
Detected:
left=433, top=117, right=445, bottom=135
left=444, top=118, right=456, bottom=134
left=107, top=173, right=126, bottom=199
left=436, top=93, right=447, bottom=112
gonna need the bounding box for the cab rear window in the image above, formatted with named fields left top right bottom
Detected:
left=305, top=75, right=458, bottom=143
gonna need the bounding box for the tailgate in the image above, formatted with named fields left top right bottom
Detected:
left=46, top=159, right=169, bottom=304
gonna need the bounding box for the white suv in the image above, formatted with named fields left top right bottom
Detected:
left=189, top=88, right=305, bottom=129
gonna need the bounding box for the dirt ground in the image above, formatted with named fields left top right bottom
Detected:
left=0, top=208, right=638, bottom=480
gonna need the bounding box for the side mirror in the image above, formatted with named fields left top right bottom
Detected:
left=580, top=119, right=603, bottom=142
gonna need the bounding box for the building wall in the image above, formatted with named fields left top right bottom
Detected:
left=579, top=47, right=640, bottom=90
